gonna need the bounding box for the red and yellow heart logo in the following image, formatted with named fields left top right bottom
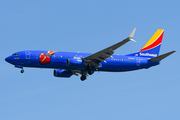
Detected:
left=39, top=51, right=57, bottom=65
left=39, top=53, right=51, bottom=64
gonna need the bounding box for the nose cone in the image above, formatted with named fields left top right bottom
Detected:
left=5, top=56, right=11, bottom=63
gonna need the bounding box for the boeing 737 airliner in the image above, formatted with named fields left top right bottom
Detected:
left=5, top=28, right=176, bottom=81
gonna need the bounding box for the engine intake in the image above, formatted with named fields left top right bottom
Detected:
left=54, top=69, right=72, bottom=78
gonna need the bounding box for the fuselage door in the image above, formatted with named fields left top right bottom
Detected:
left=25, top=51, right=30, bottom=59
left=136, top=58, right=140, bottom=66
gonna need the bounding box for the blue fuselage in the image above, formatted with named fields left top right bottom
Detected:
left=5, top=50, right=159, bottom=72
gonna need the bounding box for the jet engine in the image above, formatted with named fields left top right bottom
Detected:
left=66, top=58, right=84, bottom=68
left=54, top=69, right=72, bottom=78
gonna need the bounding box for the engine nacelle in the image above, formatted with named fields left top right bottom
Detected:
left=54, top=69, right=72, bottom=78
left=66, top=58, right=84, bottom=68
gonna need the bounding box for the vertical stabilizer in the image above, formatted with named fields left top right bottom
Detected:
left=126, top=29, right=164, bottom=58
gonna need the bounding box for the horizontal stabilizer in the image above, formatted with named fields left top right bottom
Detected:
left=148, top=51, right=176, bottom=62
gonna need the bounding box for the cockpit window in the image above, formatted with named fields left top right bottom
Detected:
left=12, top=53, right=20, bottom=56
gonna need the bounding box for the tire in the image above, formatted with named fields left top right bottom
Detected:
left=80, top=75, right=86, bottom=81
left=21, top=70, right=24, bottom=73
left=88, top=70, right=94, bottom=75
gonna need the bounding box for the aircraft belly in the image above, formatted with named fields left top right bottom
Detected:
left=99, top=60, right=141, bottom=72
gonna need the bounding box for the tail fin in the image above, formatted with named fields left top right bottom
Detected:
left=127, top=29, right=164, bottom=58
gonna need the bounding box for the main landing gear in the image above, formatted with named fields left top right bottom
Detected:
left=80, top=70, right=94, bottom=81
left=88, top=70, right=94, bottom=75
left=80, top=75, right=86, bottom=81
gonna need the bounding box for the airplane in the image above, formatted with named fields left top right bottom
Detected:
left=5, top=28, right=176, bottom=81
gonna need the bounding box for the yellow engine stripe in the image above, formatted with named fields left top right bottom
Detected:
left=142, top=29, right=164, bottom=49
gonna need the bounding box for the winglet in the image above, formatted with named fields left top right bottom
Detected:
left=129, top=28, right=136, bottom=39
left=148, top=50, right=176, bottom=62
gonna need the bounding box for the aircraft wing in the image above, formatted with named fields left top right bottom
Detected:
left=84, top=28, right=136, bottom=67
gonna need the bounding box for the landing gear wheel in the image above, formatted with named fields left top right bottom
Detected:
left=21, top=70, right=24, bottom=73
left=88, top=70, right=94, bottom=75
left=80, top=75, right=86, bottom=81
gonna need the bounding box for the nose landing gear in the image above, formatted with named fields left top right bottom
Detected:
left=15, top=65, right=24, bottom=73
left=21, top=69, right=24, bottom=73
